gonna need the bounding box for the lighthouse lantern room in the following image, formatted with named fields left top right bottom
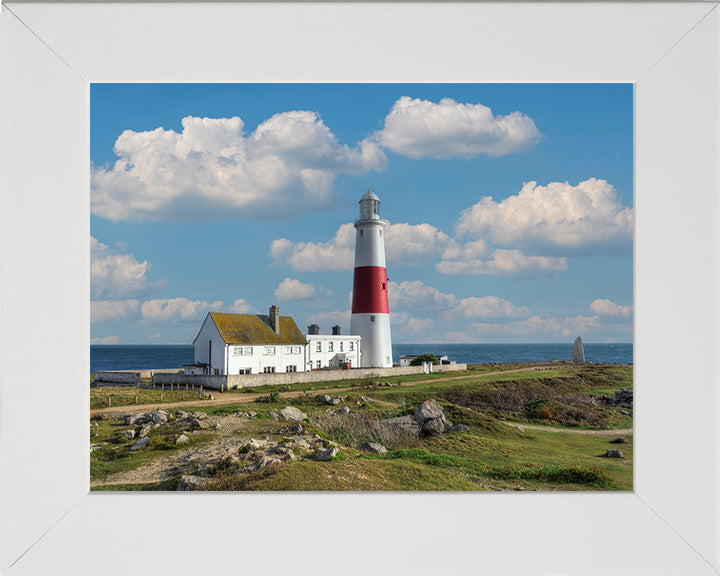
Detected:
left=350, top=190, right=393, bottom=368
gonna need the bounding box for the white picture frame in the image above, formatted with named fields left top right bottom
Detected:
left=1, top=2, right=718, bottom=574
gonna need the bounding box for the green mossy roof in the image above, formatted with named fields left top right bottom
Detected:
left=209, top=312, right=307, bottom=345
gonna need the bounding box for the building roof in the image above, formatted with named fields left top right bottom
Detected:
left=207, top=312, right=307, bottom=345
left=360, top=190, right=379, bottom=202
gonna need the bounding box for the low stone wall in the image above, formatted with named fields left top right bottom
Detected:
left=93, top=371, right=141, bottom=385
left=151, top=373, right=228, bottom=390
left=95, top=368, right=183, bottom=380
left=151, top=363, right=467, bottom=390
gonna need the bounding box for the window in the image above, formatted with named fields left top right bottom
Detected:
left=328, top=341, right=334, bottom=352
left=264, top=346, right=276, bottom=355
left=286, top=365, right=297, bottom=373
left=316, top=342, right=322, bottom=352
left=379, top=229, right=383, bottom=236
left=360, top=229, right=364, bottom=236
left=263, top=366, right=275, bottom=374
left=293, top=346, right=302, bottom=354
left=243, top=347, right=253, bottom=355
left=382, top=282, right=385, bottom=290
left=238, top=368, right=251, bottom=375
left=316, top=360, right=321, bottom=369
left=349, top=341, right=354, bottom=351
left=370, top=315, right=376, bottom=323
left=213, top=368, right=220, bottom=375
left=340, top=341, right=344, bottom=352
left=285, top=346, right=293, bottom=354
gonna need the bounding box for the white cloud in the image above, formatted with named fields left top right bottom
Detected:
left=455, top=296, right=529, bottom=319
left=91, top=236, right=162, bottom=298
left=91, top=299, right=140, bottom=323
left=404, top=318, right=434, bottom=334
left=474, top=315, right=600, bottom=338
left=271, top=221, right=453, bottom=271
left=590, top=298, right=633, bottom=317
left=228, top=299, right=255, bottom=314
left=271, top=223, right=355, bottom=271
left=456, top=178, right=633, bottom=254
left=385, top=223, right=455, bottom=266
left=388, top=281, right=457, bottom=313
left=305, top=310, right=351, bottom=330
left=91, top=336, right=121, bottom=345
left=275, top=278, right=317, bottom=301
left=92, top=113, right=387, bottom=222
left=437, top=248, right=567, bottom=279
left=140, top=297, right=222, bottom=322
left=375, top=96, right=542, bottom=159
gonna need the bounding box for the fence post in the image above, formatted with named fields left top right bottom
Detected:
left=135, top=395, right=138, bottom=404
left=108, top=395, right=111, bottom=407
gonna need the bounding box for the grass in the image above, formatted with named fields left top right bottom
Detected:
left=91, top=362, right=633, bottom=491
left=90, top=386, right=209, bottom=410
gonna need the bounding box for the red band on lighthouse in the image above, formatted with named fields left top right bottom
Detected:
left=351, top=266, right=389, bottom=314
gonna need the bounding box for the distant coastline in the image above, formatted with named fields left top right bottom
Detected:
left=91, top=342, right=633, bottom=374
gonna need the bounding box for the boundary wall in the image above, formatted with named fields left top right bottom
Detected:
left=151, top=363, right=467, bottom=391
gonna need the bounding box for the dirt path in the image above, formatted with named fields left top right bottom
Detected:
left=502, top=422, right=632, bottom=436
left=91, top=366, right=542, bottom=417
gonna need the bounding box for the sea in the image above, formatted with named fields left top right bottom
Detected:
left=91, top=343, right=633, bottom=374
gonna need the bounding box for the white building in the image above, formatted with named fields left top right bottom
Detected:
left=350, top=190, right=393, bottom=368
left=306, top=325, right=361, bottom=370
left=187, top=306, right=308, bottom=375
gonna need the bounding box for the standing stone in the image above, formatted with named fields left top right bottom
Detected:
left=572, top=336, right=585, bottom=362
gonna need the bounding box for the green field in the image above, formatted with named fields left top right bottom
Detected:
left=90, top=363, right=633, bottom=491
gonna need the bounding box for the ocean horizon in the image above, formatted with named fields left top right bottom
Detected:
left=91, top=342, right=633, bottom=374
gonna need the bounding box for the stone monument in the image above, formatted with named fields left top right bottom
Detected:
left=572, top=336, right=585, bottom=362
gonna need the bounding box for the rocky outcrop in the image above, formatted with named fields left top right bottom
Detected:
left=278, top=406, right=307, bottom=423
left=130, top=437, right=149, bottom=450
left=360, top=442, right=387, bottom=454
left=606, top=449, right=623, bottom=458
left=313, top=447, right=338, bottom=461
left=177, top=475, right=208, bottom=491
left=448, top=424, right=470, bottom=433
left=412, top=400, right=452, bottom=437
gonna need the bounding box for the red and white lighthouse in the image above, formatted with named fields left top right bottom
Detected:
left=350, top=190, right=393, bottom=368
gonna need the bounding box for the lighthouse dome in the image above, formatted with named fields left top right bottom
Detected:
left=358, top=190, right=381, bottom=221
left=360, top=190, right=380, bottom=202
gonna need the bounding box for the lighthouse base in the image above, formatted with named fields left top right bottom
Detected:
left=350, top=313, right=393, bottom=368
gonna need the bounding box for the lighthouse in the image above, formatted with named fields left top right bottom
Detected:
left=350, top=190, right=393, bottom=368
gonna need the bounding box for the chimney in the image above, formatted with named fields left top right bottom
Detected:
left=269, top=305, right=281, bottom=334
left=308, top=324, right=319, bottom=335
left=332, top=325, right=341, bottom=335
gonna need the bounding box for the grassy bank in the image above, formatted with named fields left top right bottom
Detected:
left=90, top=363, right=633, bottom=491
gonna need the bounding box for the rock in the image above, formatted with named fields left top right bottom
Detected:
left=130, top=437, right=149, bottom=450
left=606, top=449, right=623, bottom=458
left=253, top=456, right=281, bottom=471
left=192, top=412, right=208, bottom=420
left=360, top=442, right=387, bottom=454
left=90, top=444, right=102, bottom=453
left=151, top=410, right=169, bottom=425
left=121, top=429, right=136, bottom=439
left=448, top=424, right=470, bottom=433
left=413, top=399, right=445, bottom=423
left=610, top=437, right=628, bottom=444
left=239, top=438, right=270, bottom=453
left=177, top=475, right=207, bottom=491
left=124, top=413, right=148, bottom=426
left=279, top=406, right=307, bottom=423
left=139, top=423, right=155, bottom=438
left=269, top=446, right=296, bottom=460
left=248, top=411, right=258, bottom=417
left=422, top=418, right=446, bottom=436
left=189, top=417, right=210, bottom=429
left=176, top=410, right=188, bottom=419
left=176, top=434, right=190, bottom=444
left=285, top=423, right=303, bottom=434
left=360, top=396, right=374, bottom=403
left=329, top=398, right=342, bottom=406
left=572, top=336, right=585, bottom=362
left=211, top=423, right=222, bottom=430
left=268, top=411, right=279, bottom=420
left=320, top=394, right=332, bottom=404
left=338, top=405, right=350, bottom=415
left=314, top=447, right=338, bottom=461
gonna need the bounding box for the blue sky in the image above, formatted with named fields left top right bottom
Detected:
left=90, top=83, right=633, bottom=345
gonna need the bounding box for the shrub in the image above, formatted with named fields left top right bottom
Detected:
left=410, top=353, right=439, bottom=366
left=313, top=412, right=420, bottom=450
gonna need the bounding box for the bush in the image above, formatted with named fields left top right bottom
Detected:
left=410, top=354, right=439, bottom=366
left=313, top=412, right=420, bottom=450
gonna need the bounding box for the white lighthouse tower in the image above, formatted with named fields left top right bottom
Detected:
left=350, top=190, right=393, bottom=368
